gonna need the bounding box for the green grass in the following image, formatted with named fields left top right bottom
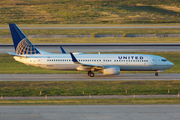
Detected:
left=0, top=98, right=180, bottom=105
left=0, top=81, right=180, bottom=96
left=1, top=28, right=180, bottom=35
left=1, top=37, right=180, bottom=44
left=0, top=0, right=180, bottom=24
left=0, top=52, right=178, bottom=74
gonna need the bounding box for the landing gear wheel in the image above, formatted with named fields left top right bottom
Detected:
left=89, top=72, right=95, bottom=77
left=155, top=72, right=159, bottom=76
left=88, top=71, right=91, bottom=76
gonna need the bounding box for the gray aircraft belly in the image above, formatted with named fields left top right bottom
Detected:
left=41, top=64, right=79, bottom=70
left=118, top=65, right=167, bottom=71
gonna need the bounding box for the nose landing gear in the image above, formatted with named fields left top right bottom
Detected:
left=155, top=72, right=159, bottom=76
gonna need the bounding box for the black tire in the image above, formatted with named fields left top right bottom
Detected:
left=88, top=71, right=91, bottom=76
left=155, top=72, right=159, bottom=76
left=89, top=72, right=94, bottom=77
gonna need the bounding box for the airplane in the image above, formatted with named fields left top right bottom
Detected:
left=7, top=24, right=174, bottom=77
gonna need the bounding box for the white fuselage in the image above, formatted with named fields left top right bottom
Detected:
left=14, top=53, right=174, bottom=72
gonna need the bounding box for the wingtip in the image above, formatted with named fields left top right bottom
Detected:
left=60, top=46, right=67, bottom=54
left=70, top=52, right=78, bottom=63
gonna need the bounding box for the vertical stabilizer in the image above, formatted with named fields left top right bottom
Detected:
left=9, top=24, right=40, bottom=55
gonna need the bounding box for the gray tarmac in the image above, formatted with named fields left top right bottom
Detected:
left=0, top=105, right=180, bottom=120
left=1, top=26, right=180, bottom=29
left=1, top=43, right=180, bottom=54
left=0, top=73, right=180, bottom=81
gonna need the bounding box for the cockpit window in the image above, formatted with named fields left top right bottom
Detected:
left=161, top=59, right=167, bottom=62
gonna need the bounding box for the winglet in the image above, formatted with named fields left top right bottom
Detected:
left=70, top=52, right=79, bottom=64
left=70, top=52, right=103, bottom=68
left=60, top=46, right=66, bottom=54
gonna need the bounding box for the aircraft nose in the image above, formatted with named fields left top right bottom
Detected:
left=168, top=61, right=174, bottom=67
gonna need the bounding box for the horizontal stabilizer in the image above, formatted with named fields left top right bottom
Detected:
left=7, top=52, right=28, bottom=58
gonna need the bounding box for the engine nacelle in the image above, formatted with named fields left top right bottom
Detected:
left=103, top=66, right=120, bottom=75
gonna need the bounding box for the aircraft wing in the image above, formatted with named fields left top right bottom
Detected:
left=70, top=52, right=103, bottom=68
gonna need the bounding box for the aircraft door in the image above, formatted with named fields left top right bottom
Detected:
left=38, top=58, right=42, bottom=65
left=102, top=59, right=106, bottom=65
left=153, top=58, right=157, bottom=65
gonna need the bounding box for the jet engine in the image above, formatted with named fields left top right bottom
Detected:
left=103, top=66, right=120, bottom=75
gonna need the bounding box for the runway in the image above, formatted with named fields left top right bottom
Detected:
left=1, top=43, right=180, bottom=54
left=0, top=105, right=180, bottom=120
left=1, top=26, right=180, bottom=29
left=0, top=73, right=180, bottom=81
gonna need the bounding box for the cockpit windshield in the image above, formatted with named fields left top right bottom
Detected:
left=161, top=59, right=167, bottom=62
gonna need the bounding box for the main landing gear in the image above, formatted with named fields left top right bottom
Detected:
left=88, top=71, right=94, bottom=77
left=155, top=72, right=159, bottom=76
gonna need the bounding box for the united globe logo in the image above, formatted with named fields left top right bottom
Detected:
left=16, top=38, right=40, bottom=55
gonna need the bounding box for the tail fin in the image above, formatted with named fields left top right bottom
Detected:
left=9, top=24, right=40, bottom=55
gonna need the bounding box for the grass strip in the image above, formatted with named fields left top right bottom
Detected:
left=1, top=37, right=180, bottom=43
left=0, top=81, right=180, bottom=96
left=1, top=28, right=180, bottom=35
left=0, top=98, right=180, bottom=105
left=0, top=1, right=180, bottom=24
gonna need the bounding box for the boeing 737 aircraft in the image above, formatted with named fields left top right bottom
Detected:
left=7, top=24, right=174, bottom=77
